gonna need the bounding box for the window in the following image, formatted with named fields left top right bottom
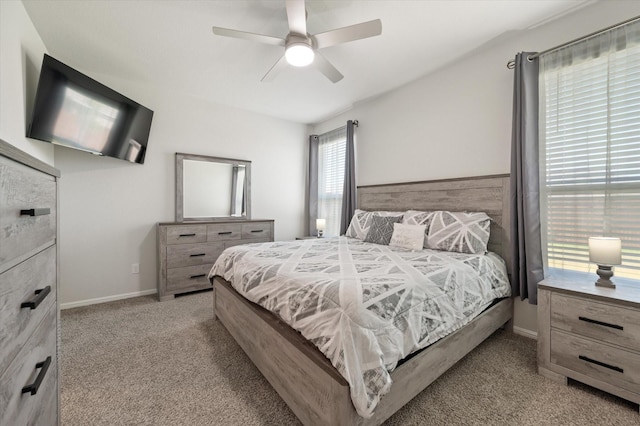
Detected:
left=317, top=126, right=346, bottom=237
left=540, top=27, right=640, bottom=280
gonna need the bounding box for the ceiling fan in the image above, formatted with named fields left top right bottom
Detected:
left=212, top=0, right=382, bottom=83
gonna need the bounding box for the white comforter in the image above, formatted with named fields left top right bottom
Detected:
left=209, top=236, right=511, bottom=418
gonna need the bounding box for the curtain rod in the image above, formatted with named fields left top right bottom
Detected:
left=506, top=15, right=640, bottom=69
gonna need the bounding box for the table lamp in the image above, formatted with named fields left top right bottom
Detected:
left=316, top=219, right=326, bottom=238
left=588, top=237, right=621, bottom=288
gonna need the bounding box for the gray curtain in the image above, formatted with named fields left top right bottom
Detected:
left=340, top=120, right=356, bottom=235
left=510, top=52, right=544, bottom=304
left=308, top=135, right=319, bottom=236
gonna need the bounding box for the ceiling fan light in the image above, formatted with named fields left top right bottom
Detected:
left=285, top=43, right=314, bottom=67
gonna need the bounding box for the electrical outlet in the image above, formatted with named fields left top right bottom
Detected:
left=131, top=263, right=139, bottom=274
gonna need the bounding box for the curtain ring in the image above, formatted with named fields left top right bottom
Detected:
left=507, top=59, right=515, bottom=69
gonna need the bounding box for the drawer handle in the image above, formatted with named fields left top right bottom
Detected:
left=179, top=233, right=197, bottom=237
left=251, top=230, right=264, bottom=233
left=218, top=231, right=233, bottom=235
left=20, top=208, right=51, bottom=217
left=190, top=253, right=206, bottom=257
left=21, top=356, right=52, bottom=395
left=190, top=274, right=206, bottom=279
left=578, top=316, right=623, bottom=331
left=578, top=355, right=623, bottom=373
left=21, top=286, right=51, bottom=310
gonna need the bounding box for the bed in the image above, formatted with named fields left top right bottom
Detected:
left=209, top=174, right=513, bottom=425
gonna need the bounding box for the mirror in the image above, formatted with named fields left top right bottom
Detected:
left=176, top=153, right=251, bottom=222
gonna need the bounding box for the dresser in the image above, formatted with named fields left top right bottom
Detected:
left=538, top=271, right=640, bottom=411
left=157, top=220, right=274, bottom=301
left=0, top=139, right=60, bottom=425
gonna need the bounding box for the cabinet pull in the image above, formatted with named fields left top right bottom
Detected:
left=218, top=231, right=233, bottom=235
left=179, top=233, right=196, bottom=237
left=190, top=253, right=206, bottom=257
left=251, top=229, right=264, bottom=233
left=578, top=316, right=623, bottom=330
left=20, top=208, right=51, bottom=217
left=190, top=274, right=206, bottom=279
left=21, top=356, right=52, bottom=395
left=578, top=355, right=623, bottom=373
left=21, top=286, right=51, bottom=310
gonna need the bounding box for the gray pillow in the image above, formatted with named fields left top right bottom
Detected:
left=363, top=215, right=402, bottom=245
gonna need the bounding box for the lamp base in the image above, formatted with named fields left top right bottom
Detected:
left=317, top=230, right=324, bottom=238
left=595, top=265, right=616, bottom=289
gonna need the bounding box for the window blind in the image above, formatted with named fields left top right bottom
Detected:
left=317, top=126, right=346, bottom=237
left=541, top=38, right=640, bottom=280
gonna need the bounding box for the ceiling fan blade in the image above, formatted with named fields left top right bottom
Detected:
left=313, top=52, right=343, bottom=83
left=261, top=55, right=288, bottom=82
left=312, top=19, right=382, bottom=49
left=285, top=0, right=307, bottom=35
left=212, top=27, right=285, bottom=47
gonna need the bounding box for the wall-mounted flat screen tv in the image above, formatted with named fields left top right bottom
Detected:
left=27, top=54, right=153, bottom=164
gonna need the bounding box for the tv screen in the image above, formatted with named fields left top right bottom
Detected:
left=27, top=54, right=153, bottom=164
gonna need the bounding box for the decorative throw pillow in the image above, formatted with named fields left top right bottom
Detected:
left=389, top=223, right=426, bottom=251
left=363, top=215, right=402, bottom=245
left=425, top=211, right=491, bottom=254
left=345, top=209, right=404, bottom=240
left=402, top=210, right=435, bottom=248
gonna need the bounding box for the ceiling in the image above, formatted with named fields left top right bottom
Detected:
left=22, top=0, right=592, bottom=124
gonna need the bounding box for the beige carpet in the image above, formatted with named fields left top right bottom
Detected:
left=61, top=291, right=639, bottom=425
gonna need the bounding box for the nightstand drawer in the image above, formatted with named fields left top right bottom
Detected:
left=551, top=329, right=640, bottom=395
left=551, top=293, right=640, bottom=351
left=166, top=225, right=207, bottom=245
left=166, top=242, right=224, bottom=269
left=242, top=222, right=271, bottom=240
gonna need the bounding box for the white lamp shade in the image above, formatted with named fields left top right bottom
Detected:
left=588, top=237, right=622, bottom=265
left=285, top=43, right=314, bottom=67
left=316, top=218, right=326, bottom=231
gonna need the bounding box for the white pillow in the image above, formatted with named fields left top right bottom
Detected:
left=389, top=223, right=426, bottom=251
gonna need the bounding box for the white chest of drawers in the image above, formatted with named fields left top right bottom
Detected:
left=157, top=220, right=274, bottom=301
left=538, top=273, right=640, bottom=412
left=0, top=139, right=60, bottom=425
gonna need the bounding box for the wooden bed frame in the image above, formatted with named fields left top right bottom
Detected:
left=212, top=174, right=513, bottom=425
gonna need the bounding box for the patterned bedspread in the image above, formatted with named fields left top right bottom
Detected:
left=208, top=236, right=511, bottom=418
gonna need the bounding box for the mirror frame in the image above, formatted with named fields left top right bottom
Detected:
left=175, top=152, right=251, bottom=222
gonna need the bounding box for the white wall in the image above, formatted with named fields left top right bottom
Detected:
left=0, top=1, right=54, bottom=164
left=53, top=76, right=308, bottom=306
left=312, top=1, right=640, bottom=336
left=1, top=1, right=304, bottom=308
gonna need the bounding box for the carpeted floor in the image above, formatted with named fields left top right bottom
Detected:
left=60, top=290, right=639, bottom=425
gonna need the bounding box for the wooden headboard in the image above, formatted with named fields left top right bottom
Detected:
left=357, top=174, right=512, bottom=277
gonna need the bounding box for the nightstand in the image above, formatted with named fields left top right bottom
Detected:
left=296, top=236, right=320, bottom=240
left=538, top=270, right=640, bottom=411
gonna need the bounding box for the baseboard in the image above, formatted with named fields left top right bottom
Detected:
left=60, top=289, right=157, bottom=310
left=513, top=325, right=538, bottom=340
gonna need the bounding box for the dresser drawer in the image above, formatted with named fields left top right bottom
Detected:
left=0, top=157, right=56, bottom=272
left=0, top=245, right=57, bottom=375
left=166, top=264, right=213, bottom=291
left=167, top=242, right=224, bottom=269
left=551, top=293, right=640, bottom=352
left=242, top=222, right=271, bottom=240
left=207, top=223, right=242, bottom=241
left=550, top=329, right=640, bottom=395
left=166, top=225, right=207, bottom=245
left=0, top=303, right=58, bottom=426
left=225, top=238, right=270, bottom=249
